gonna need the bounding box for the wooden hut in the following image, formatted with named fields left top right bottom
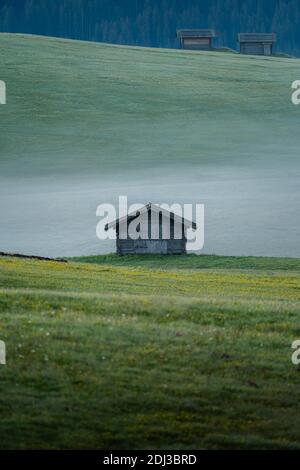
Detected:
left=176, top=29, right=217, bottom=51
left=238, top=33, right=276, bottom=56
left=106, top=203, right=196, bottom=255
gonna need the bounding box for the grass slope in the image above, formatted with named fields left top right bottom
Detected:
left=0, top=255, right=300, bottom=449
left=0, top=33, right=299, bottom=178
left=71, top=253, right=300, bottom=271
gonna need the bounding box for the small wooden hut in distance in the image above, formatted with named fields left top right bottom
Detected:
left=238, top=33, right=276, bottom=56
left=177, top=29, right=217, bottom=51
left=106, top=203, right=196, bottom=255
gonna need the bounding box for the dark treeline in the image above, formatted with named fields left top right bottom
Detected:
left=0, top=0, right=299, bottom=56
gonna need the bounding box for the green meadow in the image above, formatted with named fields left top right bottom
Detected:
left=0, top=254, right=300, bottom=449
left=0, top=33, right=299, bottom=179
left=1, top=33, right=300, bottom=450
left=1, top=33, right=300, bottom=258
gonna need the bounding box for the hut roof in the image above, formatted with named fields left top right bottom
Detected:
left=176, top=29, right=217, bottom=39
left=238, top=33, right=276, bottom=43
left=106, top=203, right=197, bottom=231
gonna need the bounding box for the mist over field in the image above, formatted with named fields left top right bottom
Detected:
left=0, top=34, right=299, bottom=257
left=1, top=6, right=300, bottom=451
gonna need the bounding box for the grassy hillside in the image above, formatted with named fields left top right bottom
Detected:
left=71, top=253, right=300, bottom=271
left=0, top=34, right=300, bottom=258
left=0, top=33, right=299, bottom=178
left=1, top=254, right=300, bottom=449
